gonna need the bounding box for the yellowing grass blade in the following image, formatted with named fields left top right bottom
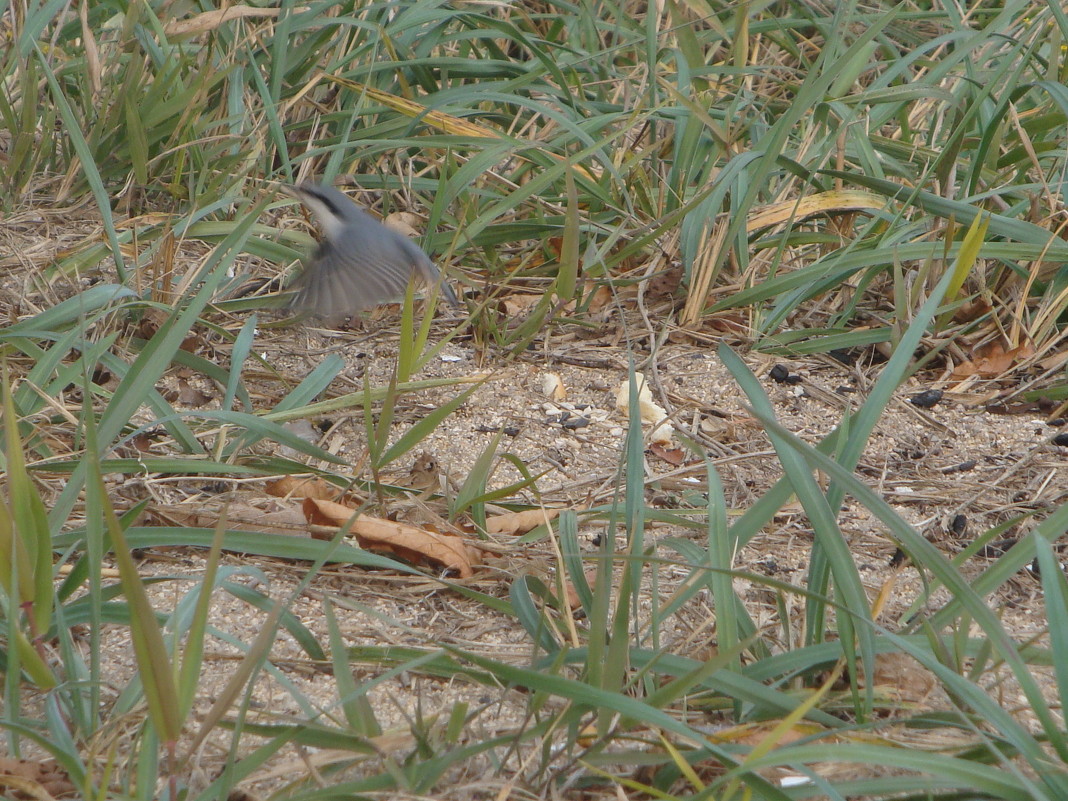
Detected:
left=324, top=75, right=598, bottom=182
left=935, top=212, right=990, bottom=331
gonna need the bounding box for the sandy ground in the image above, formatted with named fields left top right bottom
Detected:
left=112, top=301, right=1068, bottom=796
left=2, top=207, right=1065, bottom=797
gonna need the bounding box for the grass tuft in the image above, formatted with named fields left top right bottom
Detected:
left=2, top=1, right=1067, bottom=798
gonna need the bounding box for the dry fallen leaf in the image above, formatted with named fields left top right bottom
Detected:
left=649, top=442, right=687, bottom=466
left=953, top=297, right=992, bottom=323
left=951, top=340, right=1035, bottom=379
left=584, top=281, right=613, bottom=312
left=303, top=498, right=478, bottom=577
left=486, top=508, right=561, bottom=536
left=499, top=292, right=542, bottom=318
left=382, top=210, right=423, bottom=238
left=861, top=651, right=938, bottom=704
left=265, top=476, right=343, bottom=501
left=0, top=756, right=76, bottom=799
left=703, top=312, right=750, bottom=335
left=560, top=567, right=599, bottom=610
left=130, top=432, right=159, bottom=453
left=644, top=266, right=683, bottom=301
left=545, top=236, right=585, bottom=273
left=169, top=377, right=212, bottom=406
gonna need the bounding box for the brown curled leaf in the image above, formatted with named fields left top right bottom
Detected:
left=951, top=340, right=1035, bottom=379
left=649, top=442, right=687, bottom=466
left=0, top=756, right=76, bottom=799
left=302, top=498, right=475, bottom=577
left=266, top=476, right=343, bottom=501
left=486, top=508, right=561, bottom=536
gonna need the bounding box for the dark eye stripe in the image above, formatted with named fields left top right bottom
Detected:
left=302, top=185, right=343, bottom=218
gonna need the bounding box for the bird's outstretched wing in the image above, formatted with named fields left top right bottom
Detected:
left=289, top=233, right=438, bottom=320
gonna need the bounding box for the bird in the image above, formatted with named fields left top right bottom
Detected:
left=282, top=182, right=458, bottom=320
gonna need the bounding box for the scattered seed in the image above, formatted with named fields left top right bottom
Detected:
left=769, top=364, right=791, bottom=383
left=909, top=389, right=943, bottom=408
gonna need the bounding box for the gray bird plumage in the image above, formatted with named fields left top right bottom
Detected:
left=283, top=182, right=457, bottom=319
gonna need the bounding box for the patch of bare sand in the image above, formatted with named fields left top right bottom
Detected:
left=73, top=305, right=1062, bottom=797
left=5, top=234, right=1064, bottom=796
